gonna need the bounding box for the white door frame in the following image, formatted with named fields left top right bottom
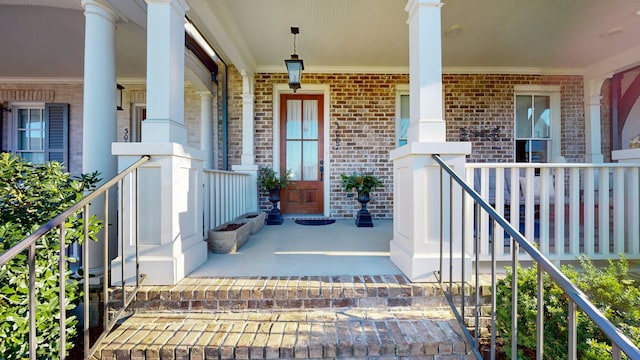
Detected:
left=272, top=83, right=331, bottom=217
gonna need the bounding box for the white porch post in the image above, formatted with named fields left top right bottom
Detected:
left=232, top=71, right=259, bottom=213
left=584, top=77, right=606, bottom=163
left=199, top=91, right=214, bottom=168
left=81, top=0, right=118, bottom=278
left=111, top=0, right=207, bottom=285
left=389, top=0, right=471, bottom=282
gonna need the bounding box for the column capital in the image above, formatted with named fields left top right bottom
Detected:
left=145, top=0, right=190, bottom=13
left=81, top=0, right=119, bottom=23
left=197, top=90, right=213, bottom=98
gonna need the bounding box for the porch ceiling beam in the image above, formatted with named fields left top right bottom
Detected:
left=185, top=0, right=256, bottom=73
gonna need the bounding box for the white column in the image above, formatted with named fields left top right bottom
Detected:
left=141, top=0, right=188, bottom=144
left=584, top=78, right=606, bottom=163
left=199, top=91, right=213, bottom=168
left=389, top=0, right=471, bottom=282
left=111, top=0, right=207, bottom=285
left=81, top=0, right=118, bottom=278
left=406, top=0, right=446, bottom=143
left=232, top=71, right=259, bottom=213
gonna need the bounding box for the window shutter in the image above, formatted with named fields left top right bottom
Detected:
left=45, top=103, right=69, bottom=167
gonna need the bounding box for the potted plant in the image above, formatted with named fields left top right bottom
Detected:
left=341, top=172, right=383, bottom=227
left=258, top=166, right=292, bottom=225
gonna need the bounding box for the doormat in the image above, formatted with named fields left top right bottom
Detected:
left=295, top=219, right=336, bottom=226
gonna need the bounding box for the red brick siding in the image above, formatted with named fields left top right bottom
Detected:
left=254, top=73, right=407, bottom=219
left=443, top=74, right=585, bottom=163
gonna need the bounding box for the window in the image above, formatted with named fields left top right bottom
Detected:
left=396, top=85, right=409, bottom=147
left=11, top=103, right=68, bottom=166
left=514, top=86, right=562, bottom=163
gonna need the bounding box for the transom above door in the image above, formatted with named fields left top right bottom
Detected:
left=279, top=94, right=324, bottom=214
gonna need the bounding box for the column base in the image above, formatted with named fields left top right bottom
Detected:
left=390, top=238, right=471, bottom=282
left=111, top=239, right=207, bottom=286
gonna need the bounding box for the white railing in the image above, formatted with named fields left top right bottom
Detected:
left=203, top=169, right=250, bottom=235
left=466, top=163, right=640, bottom=263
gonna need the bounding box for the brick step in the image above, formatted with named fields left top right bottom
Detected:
left=122, top=275, right=456, bottom=312
left=98, top=309, right=470, bottom=359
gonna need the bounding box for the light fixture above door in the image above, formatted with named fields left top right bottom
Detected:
left=284, top=27, right=304, bottom=92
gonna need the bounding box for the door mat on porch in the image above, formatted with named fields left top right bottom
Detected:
left=294, top=219, right=336, bottom=226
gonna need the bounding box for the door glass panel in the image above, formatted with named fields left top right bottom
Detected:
left=302, top=100, right=318, bottom=140
left=286, top=100, right=302, bottom=139
left=533, top=95, right=550, bottom=138
left=515, top=95, right=532, bottom=138
left=286, top=141, right=302, bottom=180
left=302, top=141, right=318, bottom=180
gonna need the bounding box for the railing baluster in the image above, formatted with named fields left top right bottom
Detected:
left=491, top=217, right=497, bottom=360
left=537, top=262, right=544, bottom=360
left=613, top=167, right=625, bottom=254
left=59, top=224, right=66, bottom=360
left=569, top=168, right=580, bottom=255
left=584, top=167, right=595, bottom=255
left=555, top=167, right=565, bottom=256
left=598, top=167, right=609, bottom=256
left=628, top=167, right=640, bottom=255
left=568, top=299, right=577, bottom=360
left=29, top=243, right=36, bottom=360
left=511, top=230, right=518, bottom=360
left=83, top=204, right=90, bottom=357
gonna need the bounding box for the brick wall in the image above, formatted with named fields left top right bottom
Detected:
left=250, top=72, right=587, bottom=218
left=600, top=79, right=612, bottom=162
left=444, top=74, right=586, bottom=163
left=254, top=73, right=408, bottom=219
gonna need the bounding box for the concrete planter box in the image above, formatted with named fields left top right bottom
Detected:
left=208, top=222, right=251, bottom=254
left=234, top=212, right=266, bottom=234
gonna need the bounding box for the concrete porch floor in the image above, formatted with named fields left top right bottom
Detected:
left=189, top=219, right=402, bottom=278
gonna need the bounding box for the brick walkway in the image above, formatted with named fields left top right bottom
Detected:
left=97, top=275, right=476, bottom=359
left=99, top=310, right=467, bottom=359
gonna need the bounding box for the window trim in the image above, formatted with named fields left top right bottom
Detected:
left=513, top=85, right=564, bottom=163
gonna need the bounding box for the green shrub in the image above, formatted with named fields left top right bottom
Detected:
left=0, top=153, right=102, bottom=359
left=496, top=255, right=640, bottom=359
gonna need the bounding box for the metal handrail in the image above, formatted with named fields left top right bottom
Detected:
left=432, top=154, right=640, bottom=360
left=0, top=155, right=150, bottom=360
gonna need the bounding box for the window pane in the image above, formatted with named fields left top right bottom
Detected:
left=286, top=141, right=302, bottom=180
left=18, top=109, right=28, bottom=128
left=286, top=100, right=302, bottom=139
left=515, top=139, right=549, bottom=163
left=399, top=94, right=409, bottom=146
left=529, top=140, right=548, bottom=163
left=18, top=130, right=28, bottom=150
left=302, top=141, right=318, bottom=180
left=533, top=95, right=550, bottom=138
left=31, top=152, right=45, bottom=164
left=302, top=100, right=318, bottom=140
left=515, top=95, right=532, bottom=138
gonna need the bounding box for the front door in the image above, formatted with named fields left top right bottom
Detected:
left=280, top=94, right=324, bottom=214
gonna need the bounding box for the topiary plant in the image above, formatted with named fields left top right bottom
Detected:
left=496, top=255, right=640, bottom=360
left=0, top=153, right=102, bottom=359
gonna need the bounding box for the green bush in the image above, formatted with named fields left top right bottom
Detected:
left=496, top=255, right=640, bottom=359
left=0, top=153, right=102, bottom=359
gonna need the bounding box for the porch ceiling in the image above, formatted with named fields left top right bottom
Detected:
left=1, top=0, right=640, bottom=79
